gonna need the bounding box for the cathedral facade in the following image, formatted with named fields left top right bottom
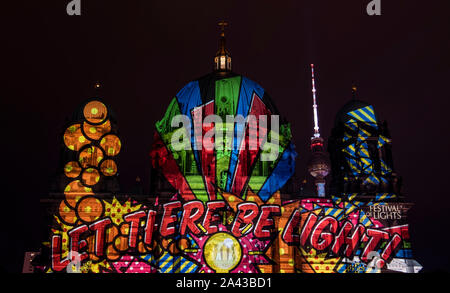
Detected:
left=26, top=26, right=422, bottom=274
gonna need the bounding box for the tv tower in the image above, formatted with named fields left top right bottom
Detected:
left=307, top=64, right=331, bottom=197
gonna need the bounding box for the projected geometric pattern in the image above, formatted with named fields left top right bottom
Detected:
left=150, top=75, right=297, bottom=203
left=341, top=105, right=392, bottom=187
left=37, top=80, right=421, bottom=274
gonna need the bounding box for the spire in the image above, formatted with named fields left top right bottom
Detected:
left=351, top=83, right=357, bottom=100
left=310, top=64, right=320, bottom=139
left=307, top=64, right=330, bottom=197
left=214, top=21, right=232, bottom=73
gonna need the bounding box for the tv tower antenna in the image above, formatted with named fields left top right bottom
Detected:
left=311, top=64, right=320, bottom=139
left=307, top=63, right=330, bottom=197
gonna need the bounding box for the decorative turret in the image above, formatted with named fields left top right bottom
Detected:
left=327, top=86, right=400, bottom=196
left=214, top=21, right=232, bottom=73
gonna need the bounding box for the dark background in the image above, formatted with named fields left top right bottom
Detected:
left=1, top=0, right=449, bottom=273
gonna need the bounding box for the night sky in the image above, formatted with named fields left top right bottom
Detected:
left=2, top=0, right=449, bottom=273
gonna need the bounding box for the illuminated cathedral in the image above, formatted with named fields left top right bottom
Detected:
left=24, top=22, right=422, bottom=274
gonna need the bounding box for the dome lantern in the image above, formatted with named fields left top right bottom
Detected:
left=214, top=21, right=232, bottom=73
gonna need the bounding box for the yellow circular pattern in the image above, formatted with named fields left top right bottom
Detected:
left=81, top=168, right=101, bottom=186
left=58, top=201, right=77, bottom=225
left=64, top=180, right=94, bottom=208
left=100, top=134, right=121, bottom=156
left=83, top=120, right=111, bottom=141
left=83, top=101, right=107, bottom=124
left=63, top=124, right=90, bottom=151
left=76, top=196, right=103, bottom=223
left=203, top=233, right=242, bottom=273
left=100, top=159, right=118, bottom=176
left=64, top=161, right=81, bottom=178
left=78, top=146, right=103, bottom=168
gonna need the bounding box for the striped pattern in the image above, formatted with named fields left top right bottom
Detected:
left=358, top=142, right=370, bottom=158
left=336, top=262, right=368, bottom=273
left=343, top=144, right=357, bottom=157
left=359, top=159, right=373, bottom=174
left=331, top=195, right=343, bottom=205
left=347, top=193, right=358, bottom=201
left=311, top=204, right=323, bottom=215
left=186, top=233, right=199, bottom=248
left=380, top=177, right=389, bottom=184
left=343, top=201, right=362, bottom=215
left=345, top=119, right=359, bottom=131
left=375, top=193, right=397, bottom=201
left=357, top=128, right=371, bottom=140
left=357, top=142, right=373, bottom=174
left=324, top=207, right=344, bottom=220
left=380, top=159, right=392, bottom=175
left=343, top=132, right=352, bottom=142
left=364, top=174, right=380, bottom=185
left=346, top=158, right=360, bottom=176
left=378, top=135, right=391, bottom=148
left=140, top=254, right=157, bottom=267
left=157, top=252, right=198, bottom=273
left=359, top=211, right=373, bottom=227
left=335, top=263, right=348, bottom=273
left=366, top=201, right=386, bottom=207
left=347, top=106, right=377, bottom=125
left=352, top=201, right=364, bottom=208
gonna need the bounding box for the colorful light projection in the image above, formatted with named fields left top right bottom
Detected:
left=40, top=77, right=421, bottom=273
left=47, top=191, right=421, bottom=273
left=150, top=75, right=297, bottom=203
left=341, top=104, right=393, bottom=187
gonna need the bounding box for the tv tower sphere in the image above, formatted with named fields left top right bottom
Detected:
left=307, top=137, right=330, bottom=179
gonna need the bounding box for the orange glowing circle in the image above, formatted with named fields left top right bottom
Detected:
left=100, top=134, right=121, bottom=157
left=78, top=146, right=104, bottom=168
left=58, top=201, right=77, bottom=225
left=99, top=159, right=118, bottom=176
left=64, top=180, right=94, bottom=208
left=63, top=124, right=91, bottom=151
left=76, top=196, right=104, bottom=223
left=83, top=101, right=108, bottom=124
left=64, top=161, right=81, bottom=178
left=81, top=168, right=101, bottom=186
left=83, top=120, right=111, bottom=141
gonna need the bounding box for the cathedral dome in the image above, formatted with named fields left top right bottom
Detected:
left=327, top=91, right=398, bottom=195
left=150, top=72, right=297, bottom=203
left=334, top=99, right=378, bottom=127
